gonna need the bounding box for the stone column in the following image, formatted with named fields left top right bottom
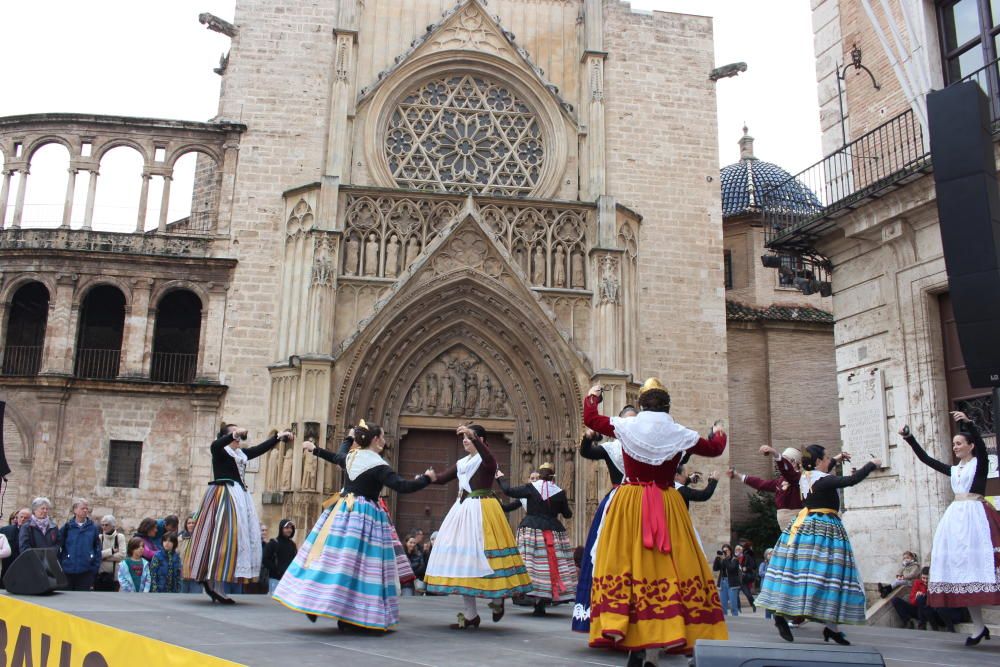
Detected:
left=0, top=168, right=12, bottom=228
left=591, top=251, right=624, bottom=371
left=82, top=168, right=98, bottom=230
left=157, top=174, right=172, bottom=232
left=11, top=167, right=28, bottom=228
left=135, top=174, right=151, bottom=233
left=215, top=142, right=239, bottom=237
left=60, top=167, right=78, bottom=229
left=120, top=278, right=152, bottom=378
left=199, top=287, right=227, bottom=382
left=40, top=273, right=78, bottom=376
left=582, top=0, right=606, bottom=202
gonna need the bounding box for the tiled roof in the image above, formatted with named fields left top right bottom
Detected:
left=726, top=300, right=833, bottom=324
left=720, top=158, right=823, bottom=219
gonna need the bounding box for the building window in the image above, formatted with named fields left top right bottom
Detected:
left=723, top=250, right=733, bottom=290
left=384, top=73, right=546, bottom=197
left=151, top=290, right=202, bottom=383
left=74, top=285, right=126, bottom=380
left=107, top=440, right=142, bottom=488
left=2, top=281, right=49, bottom=376
left=938, top=0, right=1000, bottom=82
left=777, top=253, right=802, bottom=287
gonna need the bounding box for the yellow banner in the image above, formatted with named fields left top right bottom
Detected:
left=0, top=595, right=243, bottom=667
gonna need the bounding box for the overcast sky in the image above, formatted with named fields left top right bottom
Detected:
left=0, top=1, right=821, bottom=228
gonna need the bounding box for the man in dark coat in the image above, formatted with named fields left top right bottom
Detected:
left=0, top=507, right=30, bottom=587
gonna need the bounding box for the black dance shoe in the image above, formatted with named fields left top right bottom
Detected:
left=625, top=651, right=646, bottom=667
left=823, top=627, right=850, bottom=645
left=306, top=614, right=318, bottom=624
left=488, top=598, right=505, bottom=623
left=965, top=626, right=991, bottom=646
left=774, top=615, right=794, bottom=642
left=877, top=583, right=892, bottom=599
left=201, top=581, right=226, bottom=604
left=448, top=613, right=481, bottom=630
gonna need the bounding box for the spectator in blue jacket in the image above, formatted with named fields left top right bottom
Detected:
left=58, top=498, right=102, bottom=590
left=149, top=532, right=182, bottom=593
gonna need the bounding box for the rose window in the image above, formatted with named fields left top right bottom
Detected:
left=384, top=74, right=546, bottom=196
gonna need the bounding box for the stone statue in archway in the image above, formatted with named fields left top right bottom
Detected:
left=425, top=373, right=439, bottom=411
left=478, top=374, right=492, bottom=416
left=494, top=387, right=509, bottom=417
left=280, top=444, right=293, bottom=490
left=571, top=250, right=585, bottom=288
left=344, top=235, right=359, bottom=275
left=532, top=245, right=545, bottom=285
left=465, top=372, right=479, bottom=414
left=406, top=379, right=423, bottom=412
left=385, top=234, right=400, bottom=278
left=364, top=234, right=379, bottom=276
left=442, top=374, right=454, bottom=415
left=301, top=449, right=317, bottom=490
left=554, top=245, right=566, bottom=287
left=405, top=235, right=421, bottom=269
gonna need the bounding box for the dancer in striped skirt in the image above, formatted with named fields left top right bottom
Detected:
left=498, top=461, right=575, bottom=616
left=756, top=444, right=879, bottom=645
left=572, top=407, right=632, bottom=634
left=184, top=424, right=291, bottom=603
left=273, top=422, right=435, bottom=632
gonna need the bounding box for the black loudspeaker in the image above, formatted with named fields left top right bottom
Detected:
left=694, top=640, right=885, bottom=666
left=928, top=82, right=1000, bottom=387
left=2, top=548, right=67, bottom=595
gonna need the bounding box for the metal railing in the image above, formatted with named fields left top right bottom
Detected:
left=150, top=352, right=197, bottom=383
left=764, top=108, right=930, bottom=250
left=74, top=348, right=121, bottom=380
left=161, top=210, right=216, bottom=236
left=959, top=57, right=1000, bottom=129
left=1, top=345, right=42, bottom=376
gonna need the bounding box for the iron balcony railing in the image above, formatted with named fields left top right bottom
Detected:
left=150, top=352, right=197, bottom=383
left=959, top=56, right=1000, bottom=130
left=764, top=108, right=930, bottom=251
left=74, top=348, right=121, bottom=380
left=1, top=345, right=42, bottom=376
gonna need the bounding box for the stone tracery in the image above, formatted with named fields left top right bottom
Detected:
left=384, top=74, right=545, bottom=196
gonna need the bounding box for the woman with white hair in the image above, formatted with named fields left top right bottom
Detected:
left=96, top=515, right=127, bottom=591
left=18, top=497, right=60, bottom=552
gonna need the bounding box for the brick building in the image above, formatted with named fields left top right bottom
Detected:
left=761, top=0, right=1000, bottom=584
left=0, top=1, right=736, bottom=547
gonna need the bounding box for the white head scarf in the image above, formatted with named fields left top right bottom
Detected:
left=610, top=411, right=700, bottom=465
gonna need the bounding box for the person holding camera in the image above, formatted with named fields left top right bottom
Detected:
left=184, top=423, right=292, bottom=604
left=713, top=544, right=742, bottom=616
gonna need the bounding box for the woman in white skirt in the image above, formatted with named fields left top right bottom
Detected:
left=900, top=411, right=1000, bottom=646
left=423, top=425, right=532, bottom=629
left=184, top=424, right=292, bottom=603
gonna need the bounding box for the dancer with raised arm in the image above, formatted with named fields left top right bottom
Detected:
left=899, top=411, right=1000, bottom=646
left=728, top=445, right=804, bottom=530
left=572, top=406, right=634, bottom=634
left=423, top=424, right=532, bottom=629
left=583, top=379, right=728, bottom=666
left=755, top=444, right=878, bottom=645
left=185, top=424, right=291, bottom=604
left=273, top=421, right=435, bottom=632
left=497, top=461, right=575, bottom=616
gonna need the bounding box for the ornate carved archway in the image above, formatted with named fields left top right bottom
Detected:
left=333, top=209, right=592, bottom=535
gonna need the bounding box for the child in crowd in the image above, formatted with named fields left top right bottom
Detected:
left=150, top=532, right=182, bottom=593
left=117, top=537, right=151, bottom=593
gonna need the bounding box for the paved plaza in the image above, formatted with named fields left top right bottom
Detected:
left=7, top=592, right=997, bottom=667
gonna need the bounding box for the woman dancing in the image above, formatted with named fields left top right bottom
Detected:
left=497, top=461, right=575, bottom=616
left=273, top=422, right=435, bottom=631
left=900, top=411, right=1000, bottom=646
left=571, top=407, right=633, bottom=634
left=756, top=444, right=879, bottom=645
left=423, top=424, right=532, bottom=629
left=583, top=379, right=728, bottom=666
left=185, top=424, right=291, bottom=603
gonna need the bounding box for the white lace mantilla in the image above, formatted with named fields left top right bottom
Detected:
left=456, top=453, right=482, bottom=494
left=347, top=449, right=388, bottom=480
left=609, top=411, right=699, bottom=465
left=223, top=445, right=249, bottom=486
left=531, top=479, right=562, bottom=500
left=599, top=439, right=625, bottom=474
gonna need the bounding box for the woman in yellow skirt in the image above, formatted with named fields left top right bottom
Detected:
left=423, top=424, right=532, bottom=628
left=583, top=379, right=728, bottom=666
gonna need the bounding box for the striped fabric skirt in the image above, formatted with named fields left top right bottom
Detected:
left=518, top=526, right=577, bottom=603
left=589, top=484, right=727, bottom=653
left=183, top=482, right=261, bottom=583
left=424, top=496, right=532, bottom=598
left=390, top=523, right=415, bottom=586
left=756, top=513, right=866, bottom=624
left=273, top=494, right=400, bottom=631
left=573, top=489, right=614, bottom=632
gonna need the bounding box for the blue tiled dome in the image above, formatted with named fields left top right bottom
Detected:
left=720, top=129, right=821, bottom=219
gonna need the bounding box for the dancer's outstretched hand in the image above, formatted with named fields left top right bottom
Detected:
left=950, top=410, right=970, bottom=423
left=424, top=467, right=437, bottom=482
left=871, top=457, right=883, bottom=468
left=302, top=439, right=316, bottom=453
left=588, top=384, right=603, bottom=398
left=758, top=445, right=776, bottom=457
left=708, top=471, right=719, bottom=481
left=725, top=468, right=736, bottom=479
left=495, top=469, right=505, bottom=479
left=711, top=420, right=726, bottom=436
left=277, top=430, right=294, bottom=442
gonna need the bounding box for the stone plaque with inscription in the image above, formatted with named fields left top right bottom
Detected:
left=840, top=369, right=888, bottom=465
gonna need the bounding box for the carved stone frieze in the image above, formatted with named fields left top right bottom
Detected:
left=311, top=233, right=338, bottom=287
left=598, top=254, right=620, bottom=304
left=402, top=346, right=510, bottom=418
left=0, top=228, right=212, bottom=258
